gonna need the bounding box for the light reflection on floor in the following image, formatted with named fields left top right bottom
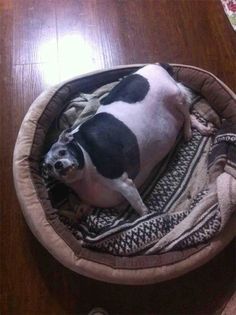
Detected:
left=38, top=33, right=103, bottom=86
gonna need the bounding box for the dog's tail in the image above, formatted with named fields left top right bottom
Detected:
left=159, top=63, right=174, bottom=77
left=159, top=63, right=194, bottom=106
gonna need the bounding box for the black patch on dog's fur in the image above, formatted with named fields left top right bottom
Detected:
left=74, top=113, right=140, bottom=179
left=100, top=74, right=150, bottom=105
left=159, top=63, right=174, bottom=77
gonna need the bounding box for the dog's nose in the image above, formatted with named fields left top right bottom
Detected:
left=54, top=161, right=63, bottom=170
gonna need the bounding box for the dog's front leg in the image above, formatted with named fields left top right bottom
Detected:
left=109, top=173, right=148, bottom=216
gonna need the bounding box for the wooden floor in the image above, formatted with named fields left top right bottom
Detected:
left=1, top=0, right=236, bottom=314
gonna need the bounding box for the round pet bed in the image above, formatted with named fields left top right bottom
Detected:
left=13, top=64, right=236, bottom=285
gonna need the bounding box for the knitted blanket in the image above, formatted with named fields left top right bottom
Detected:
left=44, top=81, right=235, bottom=256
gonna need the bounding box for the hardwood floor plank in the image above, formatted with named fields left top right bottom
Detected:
left=12, top=0, right=58, bottom=65
left=56, top=0, right=125, bottom=80
left=55, top=0, right=236, bottom=87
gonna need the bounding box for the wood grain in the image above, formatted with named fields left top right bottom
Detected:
left=0, top=0, right=235, bottom=314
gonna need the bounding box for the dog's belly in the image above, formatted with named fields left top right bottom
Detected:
left=71, top=177, right=124, bottom=208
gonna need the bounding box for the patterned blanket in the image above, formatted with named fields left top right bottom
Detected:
left=44, top=81, right=235, bottom=256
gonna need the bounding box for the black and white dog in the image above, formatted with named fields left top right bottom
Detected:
left=43, top=64, right=214, bottom=217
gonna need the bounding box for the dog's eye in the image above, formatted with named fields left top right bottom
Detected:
left=59, top=150, right=66, bottom=156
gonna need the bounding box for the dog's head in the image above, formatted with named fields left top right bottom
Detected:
left=42, top=130, right=85, bottom=183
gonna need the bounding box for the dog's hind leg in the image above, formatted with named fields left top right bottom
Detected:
left=190, top=114, right=216, bottom=136
left=108, top=173, right=148, bottom=216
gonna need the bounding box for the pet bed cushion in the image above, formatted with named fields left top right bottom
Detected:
left=13, top=64, right=236, bottom=285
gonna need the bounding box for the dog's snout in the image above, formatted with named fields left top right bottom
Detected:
left=54, top=161, right=64, bottom=170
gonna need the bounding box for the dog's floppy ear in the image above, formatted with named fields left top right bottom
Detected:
left=58, top=129, right=73, bottom=144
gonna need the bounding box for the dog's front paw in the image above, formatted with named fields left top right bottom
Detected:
left=139, top=204, right=149, bottom=216
left=199, top=123, right=217, bottom=136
